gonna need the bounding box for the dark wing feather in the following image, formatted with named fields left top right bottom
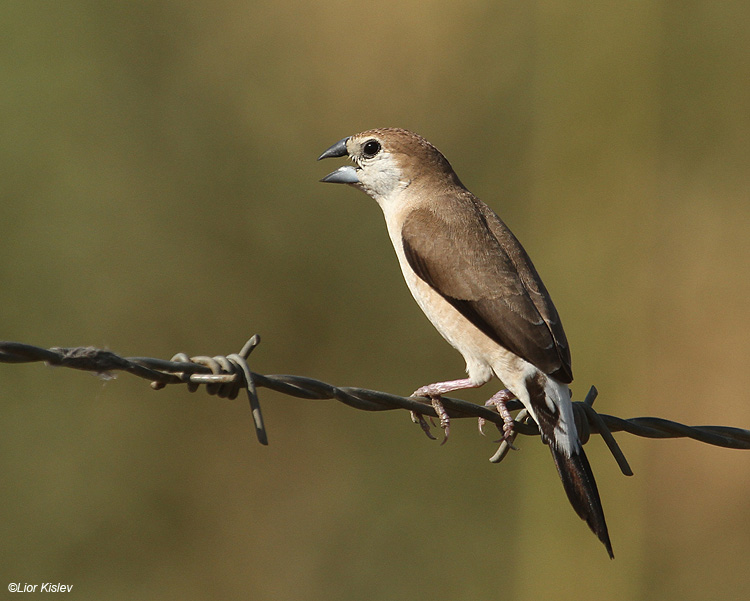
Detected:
left=401, top=194, right=572, bottom=382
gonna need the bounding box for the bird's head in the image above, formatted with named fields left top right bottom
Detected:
left=318, top=128, right=463, bottom=204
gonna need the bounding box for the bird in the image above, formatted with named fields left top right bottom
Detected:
left=318, top=127, right=613, bottom=558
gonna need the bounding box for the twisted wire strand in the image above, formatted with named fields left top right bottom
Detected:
left=2, top=337, right=749, bottom=471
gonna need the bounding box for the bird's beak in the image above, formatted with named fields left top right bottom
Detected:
left=318, top=136, right=350, bottom=160
left=318, top=136, right=360, bottom=184
left=319, top=165, right=359, bottom=184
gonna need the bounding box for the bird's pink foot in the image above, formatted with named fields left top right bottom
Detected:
left=411, top=392, right=450, bottom=444
left=479, top=389, right=518, bottom=448
left=411, top=378, right=477, bottom=444
left=411, top=378, right=482, bottom=444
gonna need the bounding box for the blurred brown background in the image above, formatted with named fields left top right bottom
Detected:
left=2, top=1, right=749, bottom=599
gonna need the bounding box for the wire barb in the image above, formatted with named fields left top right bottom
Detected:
left=2, top=337, right=750, bottom=468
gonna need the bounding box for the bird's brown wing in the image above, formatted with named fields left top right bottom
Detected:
left=401, top=194, right=572, bottom=383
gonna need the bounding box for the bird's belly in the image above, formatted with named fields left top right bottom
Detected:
left=402, top=268, right=527, bottom=387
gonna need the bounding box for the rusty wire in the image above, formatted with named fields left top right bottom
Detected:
left=2, top=336, right=749, bottom=474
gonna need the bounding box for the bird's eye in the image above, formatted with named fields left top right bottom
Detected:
left=362, top=139, right=381, bottom=158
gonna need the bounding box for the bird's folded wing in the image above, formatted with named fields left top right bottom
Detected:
left=401, top=196, right=572, bottom=383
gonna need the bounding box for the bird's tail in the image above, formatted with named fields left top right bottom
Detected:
left=525, top=372, right=613, bottom=558
left=549, top=444, right=613, bottom=558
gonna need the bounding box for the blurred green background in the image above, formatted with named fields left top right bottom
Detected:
left=2, top=1, right=749, bottom=599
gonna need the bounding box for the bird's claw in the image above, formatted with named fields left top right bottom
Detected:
left=430, top=396, right=450, bottom=445
left=411, top=391, right=451, bottom=444
left=478, top=416, right=488, bottom=436
left=410, top=410, right=437, bottom=440
left=482, top=390, right=519, bottom=450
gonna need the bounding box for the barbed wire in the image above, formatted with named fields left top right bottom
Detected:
left=2, top=336, right=749, bottom=475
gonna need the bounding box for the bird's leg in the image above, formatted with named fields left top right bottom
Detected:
left=411, top=378, right=482, bottom=444
left=479, top=389, right=517, bottom=447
